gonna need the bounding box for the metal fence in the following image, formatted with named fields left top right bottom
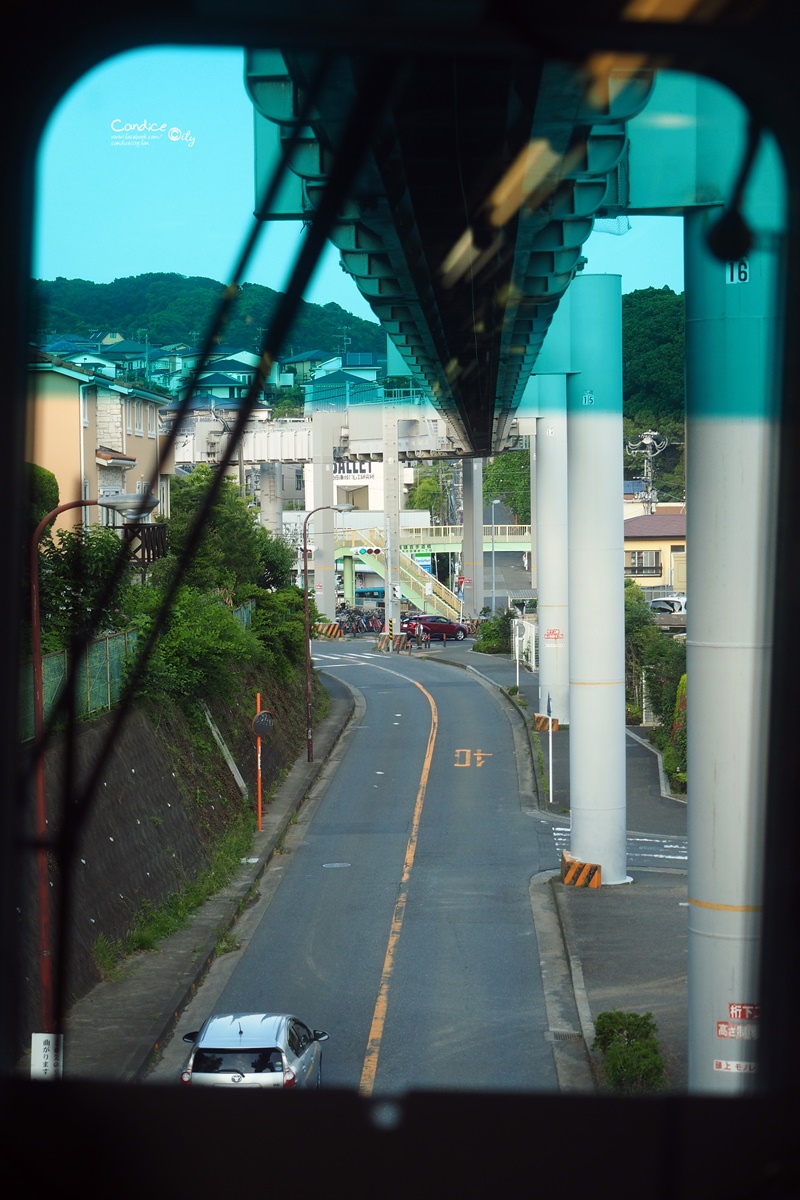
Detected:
left=20, top=629, right=139, bottom=743
left=233, top=600, right=254, bottom=629
left=20, top=600, right=255, bottom=741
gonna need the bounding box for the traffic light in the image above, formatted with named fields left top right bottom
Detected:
left=392, top=583, right=402, bottom=600
left=356, top=546, right=381, bottom=556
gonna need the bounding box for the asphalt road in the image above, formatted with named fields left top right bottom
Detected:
left=151, top=645, right=559, bottom=1093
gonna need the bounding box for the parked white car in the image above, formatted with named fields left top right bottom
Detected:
left=650, top=595, right=687, bottom=615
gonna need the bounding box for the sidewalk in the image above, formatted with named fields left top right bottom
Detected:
left=54, top=641, right=687, bottom=1092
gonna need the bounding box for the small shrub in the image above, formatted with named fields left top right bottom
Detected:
left=604, top=1038, right=667, bottom=1093
left=473, top=609, right=515, bottom=655
left=594, top=1009, right=658, bottom=1052
left=662, top=743, right=685, bottom=791
left=593, top=1010, right=666, bottom=1093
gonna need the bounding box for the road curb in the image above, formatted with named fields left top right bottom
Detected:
left=528, top=870, right=596, bottom=1092
left=549, top=876, right=603, bottom=1088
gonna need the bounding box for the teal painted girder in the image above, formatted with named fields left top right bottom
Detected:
left=247, top=51, right=654, bottom=455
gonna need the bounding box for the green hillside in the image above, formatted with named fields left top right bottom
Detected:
left=32, top=272, right=385, bottom=358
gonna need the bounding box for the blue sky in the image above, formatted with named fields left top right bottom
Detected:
left=35, top=45, right=685, bottom=324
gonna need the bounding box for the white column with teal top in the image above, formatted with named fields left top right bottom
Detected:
left=461, top=458, right=484, bottom=619
left=535, top=374, right=570, bottom=728
left=683, top=84, right=784, bottom=1093
left=566, top=273, right=628, bottom=885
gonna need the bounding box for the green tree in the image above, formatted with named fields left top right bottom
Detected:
left=249, top=587, right=309, bottom=683
left=270, top=385, right=305, bottom=418
left=622, top=286, right=685, bottom=423
left=163, top=465, right=294, bottom=599
left=406, top=466, right=445, bottom=519
left=26, top=463, right=59, bottom=539
left=624, top=580, right=658, bottom=714
left=643, top=636, right=686, bottom=733
left=483, top=449, right=531, bottom=523
left=37, top=525, right=135, bottom=652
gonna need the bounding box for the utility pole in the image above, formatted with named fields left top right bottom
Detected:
left=136, top=328, right=150, bottom=381
left=626, top=429, right=668, bottom=514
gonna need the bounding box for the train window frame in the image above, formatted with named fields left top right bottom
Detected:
left=5, top=6, right=800, bottom=1190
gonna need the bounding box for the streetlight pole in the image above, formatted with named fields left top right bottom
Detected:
left=30, top=494, right=158, bottom=1037
left=491, top=499, right=501, bottom=614
left=30, top=500, right=96, bottom=1035
left=303, top=503, right=354, bottom=762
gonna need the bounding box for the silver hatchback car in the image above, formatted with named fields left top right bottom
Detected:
left=179, top=1012, right=329, bottom=1089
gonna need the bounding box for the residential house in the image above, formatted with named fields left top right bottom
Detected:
left=278, top=349, right=329, bottom=384
left=306, top=368, right=382, bottom=412
left=194, top=371, right=252, bottom=402
left=210, top=349, right=294, bottom=397
left=623, top=512, right=687, bottom=592
left=43, top=337, right=104, bottom=357
left=58, top=349, right=121, bottom=380
left=158, top=346, right=205, bottom=393
left=28, top=353, right=174, bottom=555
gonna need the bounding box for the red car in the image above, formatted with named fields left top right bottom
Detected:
left=401, top=615, right=469, bottom=641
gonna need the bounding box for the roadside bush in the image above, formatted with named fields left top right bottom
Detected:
left=593, top=1010, right=667, bottom=1093
left=132, top=584, right=264, bottom=704
left=594, top=1009, right=658, bottom=1052
left=249, top=586, right=309, bottom=676
left=671, top=674, right=687, bottom=770
left=604, top=1038, right=667, bottom=1093
left=473, top=608, right=515, bottom=654
left=624, top=580, right=658, bottom=712
left=644, top=636, right=686, bottom=732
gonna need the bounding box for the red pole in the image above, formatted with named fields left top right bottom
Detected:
left=31, top=498, right=97, bottom=1033
left=303, top=510, right=314, bottom=762
left=256, top=692, right=262, bottom=831
left=303, top=504, right=335, bottom=763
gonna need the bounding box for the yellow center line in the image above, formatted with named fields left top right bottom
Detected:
left=358, top=670, right=438, bottom=1096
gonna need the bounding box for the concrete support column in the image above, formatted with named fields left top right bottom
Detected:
left=567, top=273, right=627, bottom=884
left=382, top=409, right=401, bottom=631
left=310, top=408, right=340, bottom=622
left=259, top=461, right=282, bottom=535
left=342, top=553, right=355, bottom=606
left=536, top=376, right=570, bottom=725
left=528, top=421, right=537, bottom=595
left=461, top=458, right=484, bottom=619
left=685, top=207, right=780, bottom=1093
